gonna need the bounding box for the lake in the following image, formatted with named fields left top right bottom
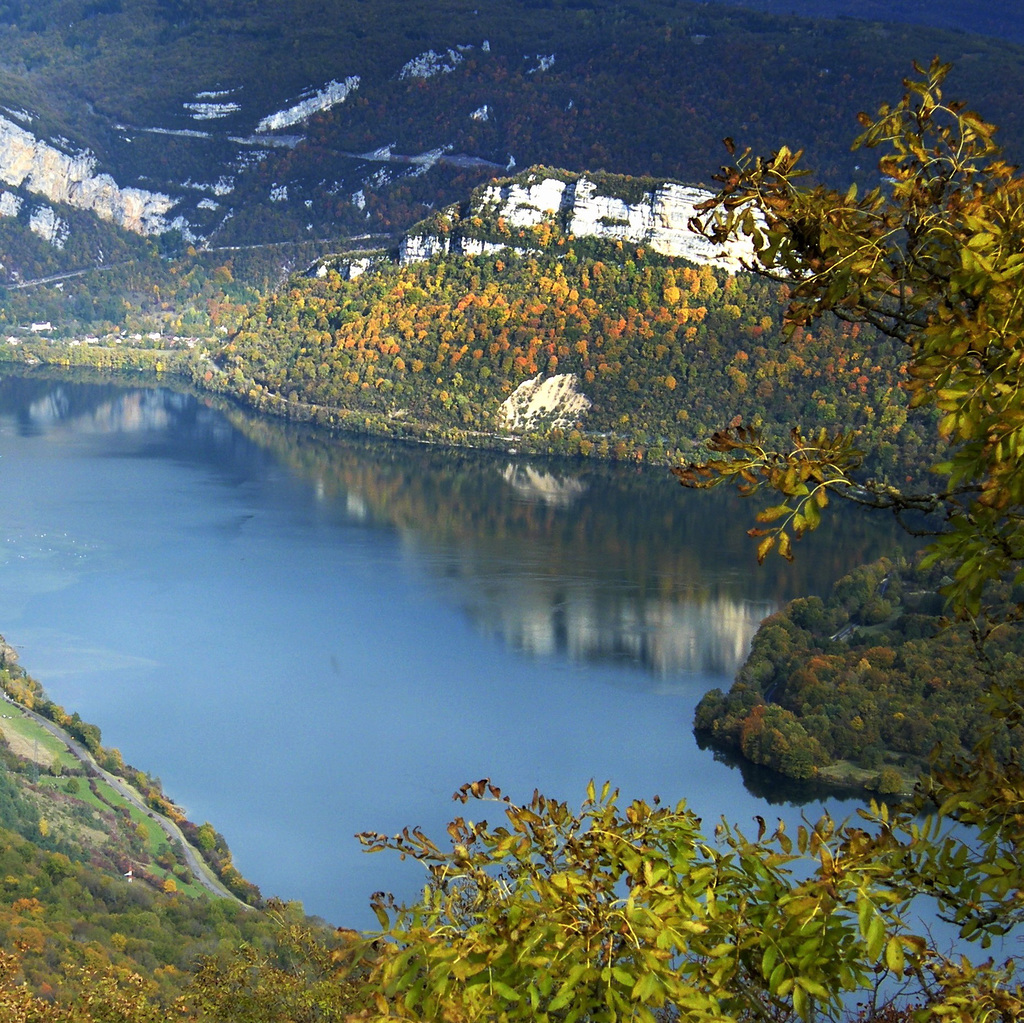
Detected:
left=0, top=371, right=911, bottom=927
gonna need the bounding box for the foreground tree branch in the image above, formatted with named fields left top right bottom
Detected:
left=682, top=58, right=1024, bottom=622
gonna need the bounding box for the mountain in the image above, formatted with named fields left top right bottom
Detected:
left=702, top=0, right=1024, bottom=44
left=0, top=161, right=943, bottom=477
left=124, top=164, right=926, bottom=480
left=0, top=0, right=1019, bottom=287
left=0, top=5, right=1021, bottom=1019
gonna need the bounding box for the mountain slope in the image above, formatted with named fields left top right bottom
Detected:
left=0, top=641, right=353, bottom=1013
left=154, top=166, right=932, bottom=481
left=0, top=0, right=1019, bottom=277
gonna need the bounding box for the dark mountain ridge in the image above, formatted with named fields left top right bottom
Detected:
left=0, top=0, right=1019, bottom=280
left=704, top=0, right=1024, bottom=44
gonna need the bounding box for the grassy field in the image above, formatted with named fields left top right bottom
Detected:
left=32, top=773, right=208, bottom=896
left=0, top=704, right=78, bottom=771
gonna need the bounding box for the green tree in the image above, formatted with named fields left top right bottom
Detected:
left=358, top=776, right=1024, bottom=1022
left=186, top=918, right=366, bottom=1023
left=360, top=781, right=920, bottom=1023
left=679, top=58, right=1024, bottom=975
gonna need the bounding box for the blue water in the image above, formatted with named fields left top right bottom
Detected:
left=0, top=375, right=908, bottom=927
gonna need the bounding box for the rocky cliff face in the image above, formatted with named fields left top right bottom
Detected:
left=568, top=178, right=747, bottom=267
left=0, top=116, right=174, bottom=235
left=398, top=232, right=510, bottom=262
left=498, top=372, right=593, bottom=433
left=401, top=170, right=755, bottom=270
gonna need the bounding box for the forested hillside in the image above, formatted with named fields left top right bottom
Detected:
left=0, top=642, right=361, bottom=1019
left=695, top=559, right=1024, bottom=789
left=187, top=170, right=933, bottom=480
left=0, top=7, right=1023, bottom=1019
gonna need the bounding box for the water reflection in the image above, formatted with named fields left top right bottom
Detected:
left=0, top=370, right=912, bottom=683
left=697, top=737, right=866, bottom=808
left=500, top=463, right=589, bottom=506
left=422, top=545, right=774, bottom=677
left=25, top=387, right=176, bottom=435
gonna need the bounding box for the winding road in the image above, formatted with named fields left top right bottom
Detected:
left=9, top=696, right=244, bottom=905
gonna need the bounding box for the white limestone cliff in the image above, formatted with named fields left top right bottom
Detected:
left=0, top=191, right=21, bottom=217
left=402, top=172, right=755, bottom=270
left=255, top=76, right=360, bottom=133
left=457, top=237, right=508, bottom=257
left=568, top=177, right=750, bottom=268
left=399, top=48, right=465, bottom=80
left=0, top=115, right=174, bottom=235
left=399, top=233, right=452, bottom=262
left=29, top=205, right=67, bottom=247
left=480, top=177, right=567, bottom=228
left=185, top=100, right=240, bottom=120
left=400, top=232, right=519, bottom=263
left=526, top=54, right=556, bottom=74
left=498, top=373, right=592, bottom=433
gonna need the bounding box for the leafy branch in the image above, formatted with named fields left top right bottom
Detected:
left=684, top=58, right=1024, bottom=620
left=673, top=424, right=863, bottom=562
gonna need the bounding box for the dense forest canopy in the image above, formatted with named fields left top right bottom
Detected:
left=203, top=220, right=933, bottom=473
left=696, top=557, right=1024, bottom=786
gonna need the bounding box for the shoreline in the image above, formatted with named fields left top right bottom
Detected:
left=0, top=344, right=695, bottom=468
left=0, top=639, right=262, bottom=907
left=7, top=693, right=243, bottom=904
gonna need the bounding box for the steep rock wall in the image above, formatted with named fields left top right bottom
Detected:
left=0, top=116, right=174, bottom=235
left=402, top=171, right=755, bottom=270
left=498, top=372, right=592, bottom=433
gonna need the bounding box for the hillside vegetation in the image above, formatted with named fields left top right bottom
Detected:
left=159, top=169, right=928, bottom=480
left=0, top=165, right=943, bottom=486
left=0, top=14, right=1021, bottom=1021
left=694, top=559, right=1024, bottom=789
left=0, top=642, right=364, bottom=1018
left=0, top=647, right=261, bottom=906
